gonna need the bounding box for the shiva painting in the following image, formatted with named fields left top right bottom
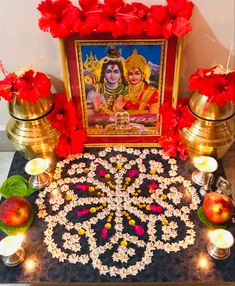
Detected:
left=76, top=40, right=166, bottom=136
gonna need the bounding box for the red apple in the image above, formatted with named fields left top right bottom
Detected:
left=203, top=192, right=234, bottom=224
left=0, top=196, right=31, bottom=226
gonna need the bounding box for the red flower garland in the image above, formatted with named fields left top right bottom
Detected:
left=37, top=0, right=194, bottom=39
left=0, top=63, right=51, bottom=102
left=188, top=65, right=235, bottom=106
left=159, top=99, right=196, bottom=160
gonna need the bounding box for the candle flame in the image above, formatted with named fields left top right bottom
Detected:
left=25, top=259, right=35, bottom=271
left=198, top=257, right=209, bottom=269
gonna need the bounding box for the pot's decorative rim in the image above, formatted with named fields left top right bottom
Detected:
left=189, top=92, right=234, bottom=121
left=8, top=94, right=54, bottom=120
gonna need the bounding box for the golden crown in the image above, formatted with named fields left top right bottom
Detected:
left=124, top=49, right=150, bottom=81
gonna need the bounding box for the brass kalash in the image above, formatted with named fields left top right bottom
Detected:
left=180, top=92, right=234, bottom=159
left=6, top=94, right=59, bottom=160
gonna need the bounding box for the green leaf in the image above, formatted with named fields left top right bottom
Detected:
left=0, top=175, right=36, bottom=198
left=0, top=209, right=34, bottom=235
left=197, top=207, right=227, bottom=229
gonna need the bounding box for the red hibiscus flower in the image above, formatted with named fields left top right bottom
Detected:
left=37, top=0, right=79, bottom=38
left=159, top=134, right=188, bottom=160
left=161, top=0, right=194, bottom=38
left=72, top=0, right=101, bottom=36
left=56, top=128, right=86, bottom=158
left=189, top=66, right=235, bottom=106
left=159, top=99, right=195, bottom=137
left=146, top=5, right=169, bottom=37
left=48, top=93, right=79, bottom=131
left=125, top=2, right=150, bottom=36
left=0, top=73, right=17, bottom=102
left=92, top=0, right=127, bottom=38
left=13, top=70, right=51, bottom=102
left=188, top=66, right=217, bottom=91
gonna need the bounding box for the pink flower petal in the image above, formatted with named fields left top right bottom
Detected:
left=127, top=169, right=139, bottom=178
left=147, top=182, right=158, bottom=189
left=97, top=168, right=106, bottom=176
left=75, top=184, right=88, bottom=191
left=150, top=205, right=164, bottom=213
left=101, top=227, right=108, bottom=239
left=76, top=208, right=90, bottom=216
left=134, top=225, right=145, bottom=236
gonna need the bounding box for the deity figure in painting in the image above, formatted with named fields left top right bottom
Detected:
left=123, top=49, right=159, bottom=114
left=86, top=46, right=126, bottom=115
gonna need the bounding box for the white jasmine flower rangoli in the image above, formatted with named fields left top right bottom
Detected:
left=35, top=147, right=200, bottom=279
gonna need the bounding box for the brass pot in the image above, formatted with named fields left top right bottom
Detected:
left=6, top=94, right=59, bottom=161
left=180, top=92, right=235, bottom=159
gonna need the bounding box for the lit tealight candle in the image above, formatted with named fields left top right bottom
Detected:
left=25, top=158, right=51, bottom=189
left=208, top=229, right=234, bottom=260
left=25, top=158, right=50, bottom=176
left=194, top=156, right=218, bottom=173
left=209, top=229, right=234, bottom=249
left=0, top=234, right=25, bottom=266
left=0, top=234, right=24, bottom=257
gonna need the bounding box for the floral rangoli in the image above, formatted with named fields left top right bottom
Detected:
left=35, top=147, right=200, bottom=279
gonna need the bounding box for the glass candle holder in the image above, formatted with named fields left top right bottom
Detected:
left=208, top=229, right=234, bottom=260
left=192, top=156, right=218, bottom=186
left=25, top=158, right=51, bottom=190
left=0, top=235, right=25, bottom=267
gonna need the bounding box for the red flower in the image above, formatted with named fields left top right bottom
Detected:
left=125, top=2, right=150, bottom=36
left=91, top=0, right=127, bottom=38
left=189, top=66, right=235, bottom=106
left=72, top=0, right=101, bottom=36
left=0, top=73, right=17, bottom=101
left=48, top=93, right=78, bottom=131
left=159, top=99, right=195, bottom=137
left=37, top=0, right=79, bottom=38
left=0, top=68, right=51, bottom=103
left=188, top=66, right=216, bottom=91
left=14, top=70, right=51, bottom=102
left=160, top=0, right=194, bottom=38
left=159, top=134, right=188, bottom=160
left=146, top=5, right=169, bottom=37
left=56, top=129, right=86, bottom=158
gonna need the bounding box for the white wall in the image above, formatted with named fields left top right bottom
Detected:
left=0, top=0, right=234, bottom=127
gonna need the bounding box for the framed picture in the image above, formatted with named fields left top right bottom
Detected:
left=60, top=35, right=182, bottom=147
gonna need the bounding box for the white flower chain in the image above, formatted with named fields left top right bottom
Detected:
left=36, top=147, right=200, bottom=279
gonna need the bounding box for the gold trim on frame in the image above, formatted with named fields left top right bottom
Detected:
left=84, top=142, right=161, bottom=148
left=172, top=37, right=183, bottom=109
left=59, top=39, right=72, bottom=101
